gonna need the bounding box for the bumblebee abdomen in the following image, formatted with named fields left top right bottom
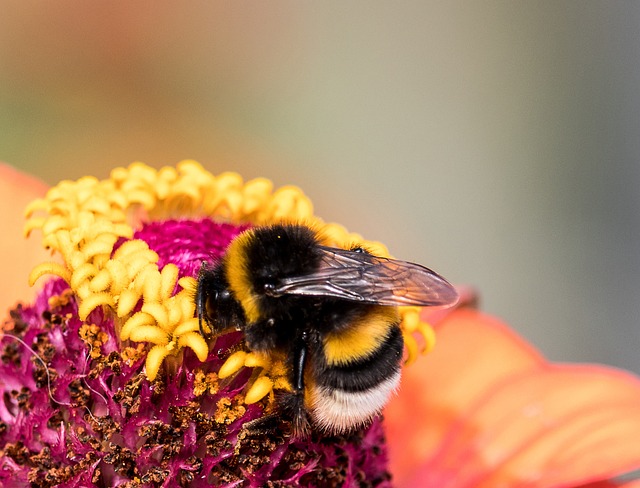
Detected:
left=310, top=308, right=404, bottom=433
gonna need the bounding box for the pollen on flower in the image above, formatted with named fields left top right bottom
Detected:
left=78, top=323, right=109, bottom=359
left=215, top=396, right=247, bottom=425
left=47, top=287, right=74, bottom=309
left=193, top=369, right=219, bottom=396
left=121, top=343, right=146, bottom=365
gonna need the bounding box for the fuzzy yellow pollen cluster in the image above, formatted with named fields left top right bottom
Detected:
left=24, top=160, right=435, bottom=399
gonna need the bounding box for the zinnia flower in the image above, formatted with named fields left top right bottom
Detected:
left=1, top=161, right=639, bottom=487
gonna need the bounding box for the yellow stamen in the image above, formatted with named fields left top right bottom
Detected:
left=78, top=292, right=115, bottom=321
left=172, top=318, right=200, bottom=337
left=245, top=376, right=273, bottom=404
left=129, top=325, right=169, bottom=345
left=117, top=289, right=142, bottom=318
left=219, top=351, right=248, bottom=379
left=105, top=260, right=129, bottom=295
left=145, top=344, right=172, bottom=381
left=140, top=268, right=162, bottom=304
left=177, top=332, right=209, bottom=362
left=400, top=308, right=420, bottom=333
left=418, top=321, right=437, bottom=354
left=403, top=331, right=419, bottom=365
left=141, top=302, right=170, bottom=331
left=89, top=269, right=112, bottom=293
left=244, top=352, right=272, bottom=369
left=160, top=264, right=179, bottom=300
left=29, top=262, right=71, bottom=286
left=120, top=311, right=156, bottom=341
left=71, top=263, right=98, bottom=290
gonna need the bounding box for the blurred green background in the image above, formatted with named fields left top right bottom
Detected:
left=2, top=2, right=639, bottom=373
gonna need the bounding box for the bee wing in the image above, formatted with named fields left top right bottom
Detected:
left=269, top=246, right=459, bottom=307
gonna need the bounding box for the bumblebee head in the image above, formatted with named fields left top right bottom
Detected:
left=197, top=262, right=246, bottom=336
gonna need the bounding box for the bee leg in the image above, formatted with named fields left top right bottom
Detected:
left=282, top=331, right=311, bottom=437
left=239, top=413, right=289, bottom=438
left=240, top=333, right=312, bottom=438
left=196, top=262, right=213, bottom=338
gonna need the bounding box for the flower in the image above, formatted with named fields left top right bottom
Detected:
left=1, top=161, right=431, bottom=487
left=1, top=161, right=640, bottom=487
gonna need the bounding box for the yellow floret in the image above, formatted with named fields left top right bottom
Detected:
left=245, top=376, right=274, bottom=404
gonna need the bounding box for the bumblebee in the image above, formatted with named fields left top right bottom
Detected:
left=196, top=223, right=458, bottom=435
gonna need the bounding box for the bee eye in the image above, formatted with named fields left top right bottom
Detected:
left=212, top=290, right=231, bottom=301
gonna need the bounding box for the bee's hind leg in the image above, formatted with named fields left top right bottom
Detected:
left=279, top=391, right=311, bottom=438
left=281, top=330, right=312, bottom=437
left=239, top=412, right=289, bottom=438
left=240, top=332, right=312, bottom=439
left=238, top=390, right=310, bottom=440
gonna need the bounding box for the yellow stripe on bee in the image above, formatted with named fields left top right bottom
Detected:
left=224, top=230, right=261, bottom=323
left=323, top=306, right=399, bottom=366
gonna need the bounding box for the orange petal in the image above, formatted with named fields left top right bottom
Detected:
left=421, top=365, right=640, bottom=487
left=386, top=309, right=640, bottom=487
left=488, top=365, right=640, bottom=487
left=0, top=163, right=50, bottom=317
left=385, top=309, right=544, bottom=486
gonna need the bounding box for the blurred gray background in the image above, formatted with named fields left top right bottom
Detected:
left=1, top=2, right=639, bottom=373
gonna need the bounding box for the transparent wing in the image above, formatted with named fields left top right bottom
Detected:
left=267, top=246, right=459, bottom=307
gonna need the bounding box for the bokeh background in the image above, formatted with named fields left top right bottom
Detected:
left=1, top=2, right=639, bottom=374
